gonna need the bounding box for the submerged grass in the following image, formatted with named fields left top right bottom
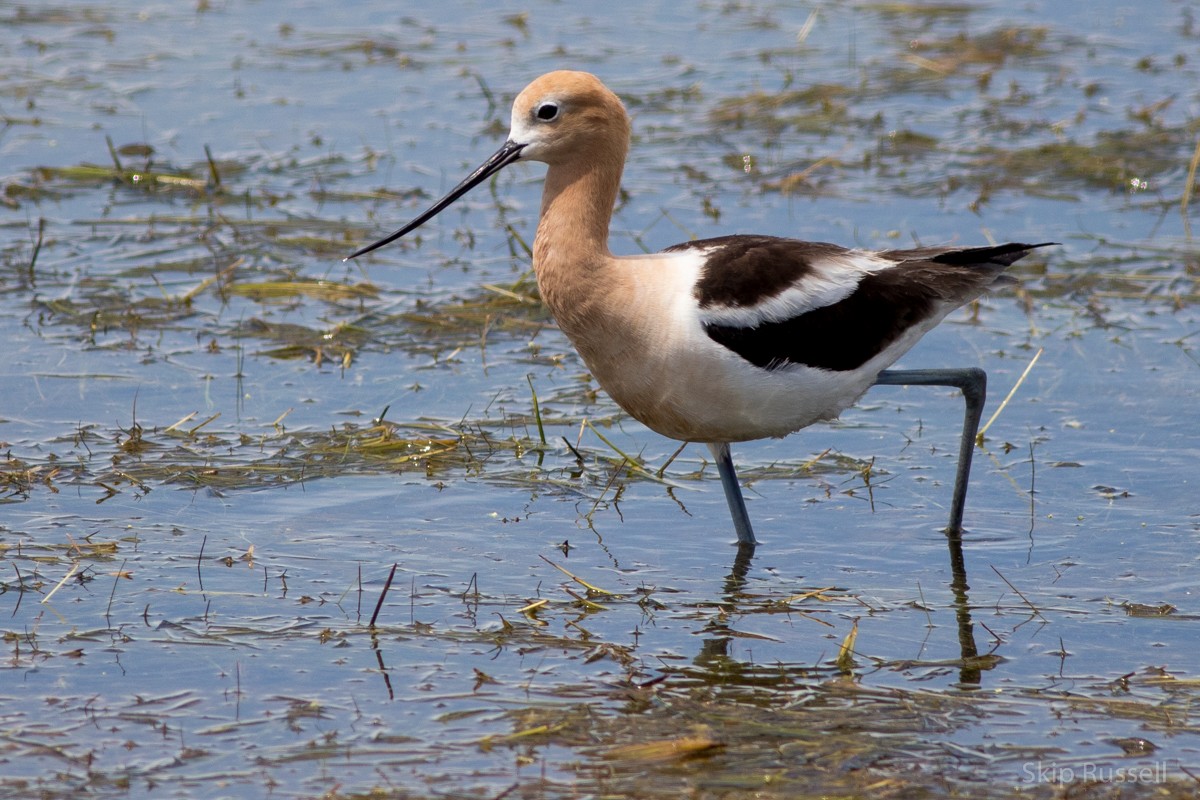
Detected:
left=957, top=125, right=1200, bottom=199
left=8, top=574, right=1187, bottom=800
left=23, top=138, right=243, bottom=198
left=5, top=517, right=1195, bottom=800
left=473, top=671, right=1200, bottom=799
left=5, top=4, right=1200, bottom=798
left=0, top=406, right=884, bottom=510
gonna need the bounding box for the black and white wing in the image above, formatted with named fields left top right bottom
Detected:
left=669, top=236, right=1049, bottom=372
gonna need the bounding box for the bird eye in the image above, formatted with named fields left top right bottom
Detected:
left=535, top=102, right=559, bottom=121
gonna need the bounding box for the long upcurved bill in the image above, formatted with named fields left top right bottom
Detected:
left=344, top=139, right=527, bottom=261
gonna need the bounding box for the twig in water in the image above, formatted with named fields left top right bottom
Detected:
left=473, top=71, right=496, bottom=116
left=977, top=347, right=1043, bottom=443
left=41, top=562, right=79, bottom=604
left=916, top=581, right=934, bottom=629
left=490, top=781, right=520, bottom=800
left=527, top=374, right=547, bottom=446
left=836, top=618, right=859, bottom=673
left=800, top=448, right=832, bottom=471
left=561, top=436, right=584, bottom=464
left=370, top=563, right=398, bottom=628
left=187, top=412, right=221, bottom=437
left=1027, top=441, right=1037, bottom=542
left=564, top=587, right=608, bottom=611
left=978, top=618, right=1004, bottom=644
left=197, top=535, right=207, bottom=592
left=164, top=412, right=198, bottom=433
left=178, top=258, right=239, bottom=304
left=1182, top=134, right=1200, bottom=240
left=539, top=555, right=616, bottom=596
left=204, top=144, right=221, bottom=188
left=11, top=564, right=25, bottom=618
left=990, top=565, right=1046, bottom=620
left=335, top=569, right=358, bottom=612
left=656, top=441, right=688, bottom=478
left=583, top=419, right=666, bottom=483
left=28, top=217, right=44, bottom=278
left=105, top=135, right=124, bottom=172
left=517, top=598, right=549, bottom=615
left=585, top=461, right=625, bottom=524
left=105, top=558, right=128, bottom=621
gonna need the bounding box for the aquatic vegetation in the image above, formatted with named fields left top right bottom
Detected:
left=2, top=0, right=1199, bottom=797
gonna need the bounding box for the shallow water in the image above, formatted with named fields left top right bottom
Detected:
left=3, top=0, right=1200, bottom=797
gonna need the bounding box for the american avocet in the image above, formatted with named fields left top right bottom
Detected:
left=347, top=70, right=1052, bottom=547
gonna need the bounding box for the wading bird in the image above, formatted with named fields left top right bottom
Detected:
left=347, top=70, right=1051, bottom=547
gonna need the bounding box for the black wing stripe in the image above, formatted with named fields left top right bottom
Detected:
left=703, top=270, right=939, bottom=372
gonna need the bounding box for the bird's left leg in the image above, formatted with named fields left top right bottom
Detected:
left=873, top=367, right=987, bottom=534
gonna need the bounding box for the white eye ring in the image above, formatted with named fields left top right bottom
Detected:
left=535, top=101, right=559, bottom=121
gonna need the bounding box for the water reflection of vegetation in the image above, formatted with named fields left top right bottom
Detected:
left=4, top=544, right=1197, bottom=799
left=1, top=402, right=892, bottom=515
left=3, top=2, right=1200, bottom=797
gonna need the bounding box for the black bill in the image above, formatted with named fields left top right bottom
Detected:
left=344, top=139, right=527, bottom=261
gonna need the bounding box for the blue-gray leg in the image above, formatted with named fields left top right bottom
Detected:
left=709, top=366, right=987, bottom=545
left=873, top=367, right=987, bottom=534
left=708, top=441, right=757, bottom=547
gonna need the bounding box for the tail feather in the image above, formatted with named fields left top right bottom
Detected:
left=878, top=241, right=1056, bottom=302
left=925, top=241, right=1057, bottom=268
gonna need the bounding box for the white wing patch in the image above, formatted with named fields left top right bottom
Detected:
left=696, top=248, right=897, bottom=329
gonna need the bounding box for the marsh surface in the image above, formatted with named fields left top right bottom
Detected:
left=2, top=1, right=1199, bottom=797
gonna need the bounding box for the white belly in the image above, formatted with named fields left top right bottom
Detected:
left=582, top=336, right=876, bottom=442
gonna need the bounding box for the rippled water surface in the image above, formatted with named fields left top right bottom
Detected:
left=2, top=1, right=1200, bottom=797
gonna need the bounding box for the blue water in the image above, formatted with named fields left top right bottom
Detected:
left=2, top=0, right=1199, bottom=796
